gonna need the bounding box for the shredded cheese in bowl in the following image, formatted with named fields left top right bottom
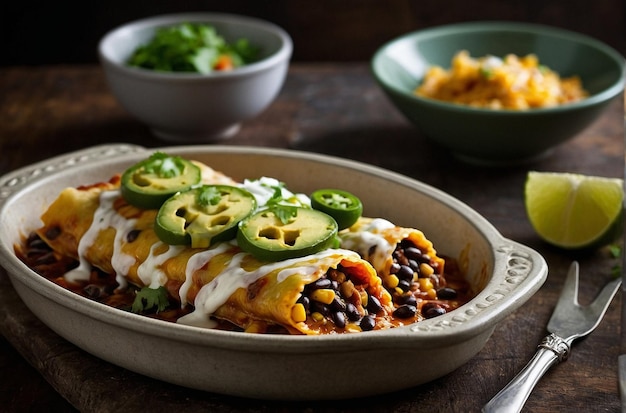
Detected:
left=415, top=50, right=587, bottom=109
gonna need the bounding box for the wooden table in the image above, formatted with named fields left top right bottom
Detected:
left=0, top=63, right=623, bottom=412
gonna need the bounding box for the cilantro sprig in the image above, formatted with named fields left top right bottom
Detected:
left=131, top=286, right=170, bottom=314
left=264, top=185, right=300, bottom=224
left=127, top=22, right=259, bottom=74
left=197, top=185, right=222, bottom=206
left=143, top=152, right=187, bottom=178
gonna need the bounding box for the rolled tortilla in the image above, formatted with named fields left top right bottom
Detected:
left=338, top=216, right=465, bottom=323
left=35, top=178, right=393, bottom=335
left=340, top=217, right=445, bottom=279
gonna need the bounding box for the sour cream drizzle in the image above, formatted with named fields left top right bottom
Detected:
left=60, top=179, right=372, bottom=331
left=177, top=248, right=360, bottom=329
left=64, top=189, right=137, bottom=286
left=179, top=242, right=232, bottom=308
left=137, top=242, right=185, bottom=288
left=339, top=218, right=395, bottom=271
left=238, top=176, right=310, bottom=209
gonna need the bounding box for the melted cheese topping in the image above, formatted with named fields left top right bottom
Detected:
left=177, top=248, right=359, bottom=329
left=62, top=186, right=361, bottom=329
left=180, top=242, right=233, bottom=308
left=340, top=218, right=395, bottom=271
left=65, top=189, right=137, bottom=287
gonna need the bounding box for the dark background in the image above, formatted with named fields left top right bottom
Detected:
left=1, top=0, right=624, bottom=66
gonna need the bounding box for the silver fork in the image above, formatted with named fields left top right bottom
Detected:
left=483, top=261, right=621, bottom=413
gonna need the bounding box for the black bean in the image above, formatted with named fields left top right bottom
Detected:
left=408, top=259, right=420, bottom=272
left=360, top=315, right=376, bottom=331
left=366, top=295, right=383, bottom=314
left=389, top=262, right=401, bottom=274
left=437, top=287, right=458, bottom=300
left=400, top=239, right=414, bottom=249
left=393, top=250, right=408, bottom=266
left=345, top=303, right=361, bottom=321
left=404, top=246, right=423, bottom=261
left=399, top=294, right=417, bottom=307
left=26, top=248, right=51, bottom=257
left=310, top=301, right=330, bottom=316
left=393, top=304, right=417, bottom=319
left=397, top=265, right=414, bottom=281
left=311, top=278, right=332, bottom=290
left=34, top=252, right=56, bottom=265
left=45, top=226, right=61, bottom=240
left=126, top=229, right=141, bottom=243
left=332, top=311, right=346, bottom=328
left=398, top=279, right=411, bottom=292
left=330, top=297, right=347, bottom=312
left=28, top=238, right=49, bottom=250
left=299, top=296, right=310, bottom=312
left=422, top=303, right=446, bottom=319
left=84, top=284, right=104, bottom=298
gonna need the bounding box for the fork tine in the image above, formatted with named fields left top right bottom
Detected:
left=555, top=261, right=580, bottom=307
left=588, top=276, right=622, bottom=314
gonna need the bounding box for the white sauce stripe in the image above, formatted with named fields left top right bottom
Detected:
left=180, top=243, right=232, bottom=308
left=64, top=189, right=137, bottom=285
left=60, top=181, right=385, bottom=332
left=137, top=242, right=185, bottom=288
left=177, top=248, right=360, bottom=329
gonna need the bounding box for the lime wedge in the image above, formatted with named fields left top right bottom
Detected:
left=525, top=171, right=624, bottom=249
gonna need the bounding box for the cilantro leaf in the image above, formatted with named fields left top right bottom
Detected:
left=142, top=152, right=187, bottom=178
left=131, top=286, right=170, bottom=314
left=197, top=185, right=222, bottom=206
left=269, top=204, right=298, bottom=224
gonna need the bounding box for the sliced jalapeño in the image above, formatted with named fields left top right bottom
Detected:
left=237, top=206, right=338, bottom=262
left=310, top=189, right=363, bottom=230
left=155, top=185, right=256, bottom=248
left=121, top=152, right=201, bottom=209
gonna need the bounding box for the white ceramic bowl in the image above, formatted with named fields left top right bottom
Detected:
left=0, top=144, right=547, bottom=400
left=98, top=13, right=292, bottom=142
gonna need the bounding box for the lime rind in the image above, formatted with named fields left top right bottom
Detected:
left=525, top=171, right=624, bottom=249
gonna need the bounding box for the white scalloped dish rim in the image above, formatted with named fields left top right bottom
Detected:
left=0, top=144, right=547, bottom=400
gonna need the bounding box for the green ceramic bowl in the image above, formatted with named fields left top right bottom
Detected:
left=371, top=21, right=625, bottom=165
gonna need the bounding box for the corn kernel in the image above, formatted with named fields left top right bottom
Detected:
left=419, top=278, right=434, bottom=291
left=311, top=312, right=325, bottom=322
left=340, top=280, right=355, bottom=298
left=311, top=289, right=335, bottom=305
left=420, top=263, right=435, bottom=277
left=427, top=288, right=437, bottom=299
left=384, top=274, right=399, bottom=289
left=291, top=303, right=307, bottom=322
left=359, top=290, right=368, bottom=307
left=345, top=323, right=362, bottom=333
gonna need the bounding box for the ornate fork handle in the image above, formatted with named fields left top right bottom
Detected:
left=482, top=333, right=571, bottom=413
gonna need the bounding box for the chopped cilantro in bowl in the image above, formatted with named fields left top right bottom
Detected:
left=127, top=22, right=260, bottom=74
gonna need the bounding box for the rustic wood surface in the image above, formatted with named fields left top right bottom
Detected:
left=0, top=63, right=623, bottom=412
